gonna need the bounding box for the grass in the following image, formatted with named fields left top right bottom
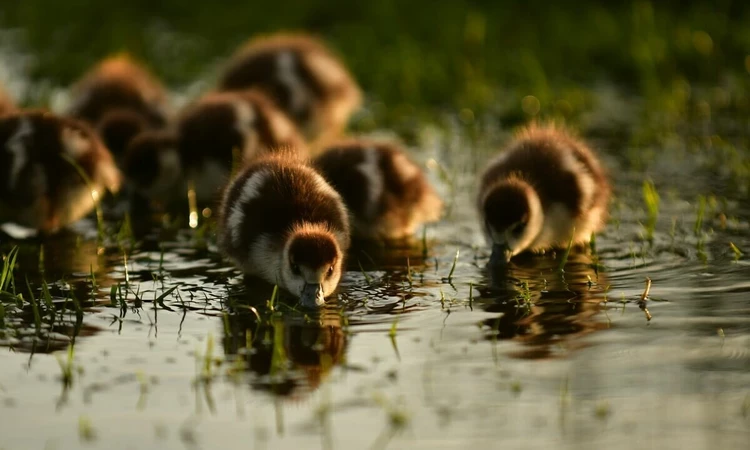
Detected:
left=558, top=230, right=575, bottom=273
left=642, top=180, right=660, bottom=243
left=0, top=246, right=19, bottom=294
left=389, top=313, right=401, bottom=361
left=729, top=242, right=743, bottom=261
left=443, top=249, right=460, bottom=283
left=694, top=195, right=706, bottom=236
left=60, top=153, right=106, bottom=241
left=56, top=343, right=75, bottom=388
left=24, top=276, right=41, bottom=333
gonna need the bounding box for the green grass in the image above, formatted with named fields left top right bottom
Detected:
left=444, top=249, right=460, bottom=283
left=642, top=180, right=660, bottom=243
left=0, top=246, right=19, bottom=294
left=558, top=230, right=575, bottom=273
left=729, top=242, right=743, bottom=261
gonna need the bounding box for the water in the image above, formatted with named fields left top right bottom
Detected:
left=0, top=109, right=748, bottom=450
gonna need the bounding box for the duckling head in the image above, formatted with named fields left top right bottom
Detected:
left=123, top=130, right=181, bottom=198
left=281, top=223, right=344, bottom=309
left=481, top=177, right=543, bottom=263
left=97, top=109, right=149, bottom=158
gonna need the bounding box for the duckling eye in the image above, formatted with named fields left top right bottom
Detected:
left=327, top=266, right=334, bottom=277
left=290, top=262, right=301, bottom=276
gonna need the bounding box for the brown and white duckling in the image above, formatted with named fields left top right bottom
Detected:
left=219, top=152, right=350, bottom=308
left=313, top=139, right=443, bottom=240
left=217, top=33, right=361, bottom=146
left=177, top=89, right=307, bottom=204
left=67, top=55, right=170, bottom=159
left=478, top=124, right=610, bottom=263
left=0, top=110, right=121, bottom=232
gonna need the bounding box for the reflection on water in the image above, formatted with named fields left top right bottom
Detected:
left=479, top=250, right=609, bottom=359
left=223, top=306, right=346, bottom=398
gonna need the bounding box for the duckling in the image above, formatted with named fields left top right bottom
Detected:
left=478, top=124, right=610, bottom=263
left=121, top=129, right=181, bottom=201
left=313, top=139, right=443, bottom=240
left=0, top=110, right=121, bottom=232
left=218, top=33, right=361, bottom=146
left=219, top=152, right=350, bottom=308
left=177, top=89, right=307, bottom=204
left=67, top=55, right=170, bottom=159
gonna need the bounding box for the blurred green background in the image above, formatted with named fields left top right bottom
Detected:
left=1, top=0, right=749, bottom=122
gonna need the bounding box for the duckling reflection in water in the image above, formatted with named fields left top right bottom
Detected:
left=480, top=250, right=610, bottom=359
left=222, top=300, right=346, bottom=397
left=478, top=124, right=610, bottom=263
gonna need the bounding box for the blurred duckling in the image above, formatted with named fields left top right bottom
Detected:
left=121, top=129, right=181, bottom=201
left=313, top=139, right=442, bottom=240
left=0, top=110, right=121, bottom=232
left=478, top=124, right=610, bottom=262
left=218, top=33, right=361, bottom=147
left=176, top=90, right=307, bottom=204
left=219, top=152, right=350, bottom=308
left=67, top=55, right=170, bottom=159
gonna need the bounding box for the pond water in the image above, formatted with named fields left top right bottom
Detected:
left=1, top=92, right=750, bottom=449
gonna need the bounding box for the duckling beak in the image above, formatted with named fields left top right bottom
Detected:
left=490, top=243, right=513, bottom=265
left=300, top=283, right=326, bottom=308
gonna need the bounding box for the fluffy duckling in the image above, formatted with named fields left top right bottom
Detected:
left=218, top=33, right=361, bottom=146
left=313, top=140, right=443, bottom=240
left=177, top=90, right=307, bottom=204
left=0, top=111, right=121, bottom=232
left=478, top=125, right=610, bottom=262
left=219, top=152, right=350, bottom=308
left=67, top=55, right=170, bottom=159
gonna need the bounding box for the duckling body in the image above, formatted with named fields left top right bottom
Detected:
left=0, top=111, right=121, bottom=232
left=313, top=140, right=443, bottom=239
left=218, top=34, right=361, bottom=146
left=478, top=125, right=610, bottom=261
left=177, top=90, right=307, bottom=204
left=67, top=55, right=170, bottom=159
left=219, top=152, right=350, bottom=308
